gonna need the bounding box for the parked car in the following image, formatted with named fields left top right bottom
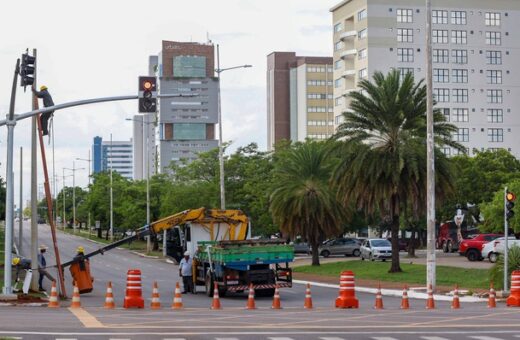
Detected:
left=387, top=238, right=408, bottom=252
left=360, top=238, right=392, bottom=261
left=319, top=238, right=361, bottom=257
left=458, top=233, right=502, bottom=261
left=292, top=242, right=311, bottom=255
left=483, top=237, right=520, bottom=263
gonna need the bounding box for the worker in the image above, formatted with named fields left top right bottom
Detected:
left=179, top=251, right=194, bottom=294
left=73, top=246, right=88, bottom=271
left=70, top=246, right=94, bottom=294
left=12, top=257, right=31, bottom=282
left=37, top=245, right=55, bottom=291
left=32, top=85, right=54, bottom=136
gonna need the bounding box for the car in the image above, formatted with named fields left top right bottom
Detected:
left=483, top=236, right=520, bottom=263
left=319, top=238, right=361, bottom=257
left=458, top=233, right=502, bottom=261
left=387, top=238, right=408, bottom=252
left=292, top=242, right=311, bottom=255
left=360, top=238, right=392, bottom=261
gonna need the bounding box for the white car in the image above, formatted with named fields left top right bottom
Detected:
left=482, top=236, right=519, bottom=263
left=360, top=238, right=392, bottom=261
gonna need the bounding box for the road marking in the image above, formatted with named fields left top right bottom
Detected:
left=320, top=338, right=346, bottom=340
left=55, top=338, right=77, bottom=340
left=68, top=308, right=105, bottom=328
left=469, top=337, right=505, bottom=340
left=372, top=338, right=399, bottom=340
left=215, top=338, right=240, bottom=340
left=421, top=337, right=451, bottom=340
left=162, top=338, right=186, bottom=340
left=268, top=338, right=295, bottom=340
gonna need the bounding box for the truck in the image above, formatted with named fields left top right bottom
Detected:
left=62, top=208, right=294, bottom=297
left=436, top=221, right=479, bottom=253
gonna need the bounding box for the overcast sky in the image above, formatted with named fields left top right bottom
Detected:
left=0, top=0, right=338, bottom=204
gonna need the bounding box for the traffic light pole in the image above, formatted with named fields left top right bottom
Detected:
left=504, top=186, right=509, bottom=294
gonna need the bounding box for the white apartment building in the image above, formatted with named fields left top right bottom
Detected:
left=331, top=0, right=520, bottom=157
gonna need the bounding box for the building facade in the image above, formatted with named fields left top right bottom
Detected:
left=267, top=52, right=334, bottom=150
left=150, top=40, right=219, bottom=173
left=331, top=0, right=520, bottom=157
left=92, top=136, right=133, bottom=179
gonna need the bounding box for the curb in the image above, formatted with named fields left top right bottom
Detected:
left=131, top=251, right=159, bottom=259
left=293, top=280, right=486, bottom=302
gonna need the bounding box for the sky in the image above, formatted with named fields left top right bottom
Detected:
left=0, top=0, right=339, bottom=205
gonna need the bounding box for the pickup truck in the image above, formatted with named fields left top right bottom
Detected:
left=458, top=233, right=501, bottom=261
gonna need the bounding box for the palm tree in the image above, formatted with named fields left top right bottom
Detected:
left=270, top=141, right=347, bottom=266
left=332, top=70, right=463, bottom=273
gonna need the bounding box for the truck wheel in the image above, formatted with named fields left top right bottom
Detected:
left=447, top=241, right=454, bottom=253
left=321, top=250, right=330, bottom=258
left=256, top=288, right=275, bottom=297
left=442, top=241, right=448, bottom=253
left=205, top=272, right=214, bottom=297
left=489, top=252, right=499, bottom=263
left=466, top=249, right=479, bottom=262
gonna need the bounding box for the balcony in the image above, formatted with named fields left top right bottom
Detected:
left=340, top=30, right=357, bottom=41
left=340, top=49, right=357, bottom=59
left=342, top=69, right=356, bottom=77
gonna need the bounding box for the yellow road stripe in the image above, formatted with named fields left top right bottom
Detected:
left=68, top=308, right=105, bottom=328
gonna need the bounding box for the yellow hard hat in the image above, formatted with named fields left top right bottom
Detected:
left=40, top=85, right=48, bottom=91
left=12, top=257, right=21, bottom=265
left=77, top=246, right=85, bottom=253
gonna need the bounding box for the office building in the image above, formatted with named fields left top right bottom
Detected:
left=92, top=136, right=133, bottom=179
left=331, top=0, right=520, bottom=156
left=150, top=40, right=219, bottom=173
left=267, top=52, right=334, bottom=150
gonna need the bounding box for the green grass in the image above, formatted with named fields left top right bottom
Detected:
left=294, top=260, right=490, bottom=289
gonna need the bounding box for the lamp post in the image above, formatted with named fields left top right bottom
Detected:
left=64, top=162, right=84, bottom=234
left=215, top=44, right=252, bottom=209
left=76, top=151, right=92, bottom=233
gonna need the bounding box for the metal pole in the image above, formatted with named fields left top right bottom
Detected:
left=18, top=147, right=23, bottom=253
left=217, top=44, right=225, bottom=210
left=62, top=169, right=66, bottom=228
left=110, top=133, right=113, bottom=241
left=72, top=161, right=76, bottom=234
left=145, top=116, right=151, bottom=253
left=504, top=186, right=509, bottom=293
left=52, top=122, right=56, bottom=228
left=425, top=0, right=436, bottom=291
left=30, top=51, right=38, bottom=292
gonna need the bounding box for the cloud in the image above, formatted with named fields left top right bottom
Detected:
left=300, top=25, right=332, bottom=35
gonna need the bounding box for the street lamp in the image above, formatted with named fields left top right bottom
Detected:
left=215, top=44, right=252, bottom=209
left=64, top=161, right=85, bottom=234
left=61, top=169, right=73, bottom=228
left=76, top=152, right=92, bottom=233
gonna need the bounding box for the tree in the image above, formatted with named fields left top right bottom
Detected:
left=270, top=140, right=347, bottom=266
left=332, top=70, right=462, bottom=273
left=481, top=179, right=520, bottom=233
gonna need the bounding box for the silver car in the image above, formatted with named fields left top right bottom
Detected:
left=319, top=238, right=361, bottom=257
left=360, top=238, right=392, bottom=261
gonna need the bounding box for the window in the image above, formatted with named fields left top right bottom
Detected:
left=439, top=108, right=450, bottom=121
left=397, top=28, right=413, bottom=42
left=334, top=23, right=342, bottom=33
left=454, top=128, right=469, bottom=142
left=451, top=30, right=467, bottom=44
left=452, top=69, right=468, bottom=83
left=441, top=147, right=451, bottom=156
left=486, top=31, right=501, bottom=45
left=358, top=48, right=367, bottom=60
left=485, top=12, right=501, bottom=26
left=487, top=70, right=502, bottom=84
left=358, top=9, right=367, bottom=21
left=452, top=108, right=469, bottom=122
left=433, top=49, right=449, bottom=63
left=452, top=89, right=468, bottom=103
left=358, top=28, right=367, bottom=39
left=307, top=66, right=327, bottom=73
left=452, top=50, right=468, bottom=64
left=488, top=128, right=503, bottom=142
left=308, top=107, right=327, bottom=113
left=433, top=30, right=448, bottom=43
left=335, top=97, right=343, bottom=106
left=334, top=41, right=343, bottom=51
left=397, top=9, right=413, bottom=23
left=334, top=60, right=342, bottom=70
left=172, top=123, right=206, bottom=140
left=334, top=78, right=343, bottom=88
left=451, top=11, right=467, bottom=25
left=433, top=88, right=450, bottom=102
left=397, top=48, right=414, bottom=62
left=487, top=89, right=503, bottom=103
left=486, top=51, right=502, bottom=65
left=398, top=67, right=414, bottom=78
left=432, top=10, right=448, bottom=24
left=358, top=68, right=368, bottom=79
left=487, top=109, right=503, bottom=123
left=307, top=80, right=332, bottom=86
left=433, top=68, right=449, bottom=83
left=307, top=93, right=329, bottom=99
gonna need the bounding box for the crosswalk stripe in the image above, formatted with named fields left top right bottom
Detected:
left=320, top=337, right=346, bottom=340
left=469, top=337, right=505, bottom=340
left=162, top=338, right=186, bottom=340
left=215, top=338, right=240, bottom=340
left=268, top=338, right=296, bottom=340
left=372, top=338, right=400, bottom=340
left=421, top=337, right=451, bottom=340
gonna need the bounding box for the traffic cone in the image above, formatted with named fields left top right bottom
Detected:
left=451, top=285, right=460, bottom=309
left=47, top=281, right=60, bottom=308
left=488, top=282, right=496, bottom=308
left=150, top=281, right=161, bottom=309
left=304, top=283, right=313, bottom=309
left=246, top=283, right=256, bottom=310
left=104, top=281, right=115, bottom=309
left=211, top=282, right=222, bottom=310
left=425, top=284, right=435, bottom=309
left=172, top=282, right=183, bottom=309
left=271, top=284, right=281, bottom=309
left=374, top=283, right=384, bottom=309
left=400, top=285, right=409, bottom=310
left=70, top=282, right=81, bottom=308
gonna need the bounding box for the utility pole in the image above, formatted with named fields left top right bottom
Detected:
left=504, top=186, right=509, bottom=293
left=18, top=147, right=23, bottom=253
left=145, top=115, right=151, bottom=253
left=425, top=0, right=436, bottom=291
left=110, top=133, right=114, bottom=241
left=76, top=151, right=92, bottom=234
left=216, top=44, right=225, bottom=210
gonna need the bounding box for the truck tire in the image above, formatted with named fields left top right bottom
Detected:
left=466, top=249, right=480, bottom=262
left=205, top=271, right=214, bottom=297
left=256, top=288, right=275, bottom=297
left=447, top=241, right=454, bottom=253
left=442, top=241, right=448, bottom=253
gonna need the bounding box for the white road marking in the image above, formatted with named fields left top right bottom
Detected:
left=215, top=338, right=240, bottom=340
left=320, top=338, right=346, bottom=340
left=109, top=339, right=131, bottom=340
left=372, top=338, right=399, bottom=340
left=162, top=339, right=186, bottom=340
left=55, top=338, right=77, bottom=340
left=469, top=337, right=506, bottom=340
left=421, top=337, right=451, bottom=340
left=268, top=338, right=295, bottom=340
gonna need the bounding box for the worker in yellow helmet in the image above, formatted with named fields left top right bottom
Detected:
left=32, top=85, right=55, bottom=136
left=12, top=256, right=32, bottom=282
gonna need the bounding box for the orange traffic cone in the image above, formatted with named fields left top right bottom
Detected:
left=400, top=285, right=409, bottom=310
left=425, top=284, right=435, bottom=309
left=304, top=283, right=313, bottom=309
left=70, top=282, right=81, bottom=308
left=488, top=282, right=496, bottom=308
left=271, top=284, right=281, bottom=309
left=150, top=281, right=161, bottom=309
left=104, top=281, right=115, bottom=309
left=451, top=285, right=460, bottom=309
left=211, top=282, right=222, bottom=310
left=374, top=283, right=384, bottom=309
left=246, top=283, right=256, bottom=310
left=47, top=281, right=60, bottom=308
left=172, top=282, right=183, bottom=309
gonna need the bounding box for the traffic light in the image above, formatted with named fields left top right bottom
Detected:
left=138, top=76, right=157, bottom=113
left=506, top=191, right=516, bottom=221
left=20, top=51, right=36, bottom=89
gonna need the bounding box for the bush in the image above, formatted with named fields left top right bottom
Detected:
left=489, top=245, right=520, bottom=290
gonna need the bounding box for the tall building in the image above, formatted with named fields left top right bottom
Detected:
left=92, top=136, right=133, bottom=179
left=150, top=40, right=219, bottom=173
left=267, top=52, right=334, bottom=150
left=132, top=113, right=156, bottom=181
left=331, top=0, right=520, bottom=157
